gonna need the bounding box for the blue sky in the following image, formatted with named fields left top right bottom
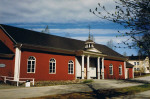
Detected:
left=0, top=0, right=138, bottom=56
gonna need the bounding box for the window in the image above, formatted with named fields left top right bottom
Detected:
left=134, top=68, right=136, bottom=71
left=119, top=65, right=122, bottom=75
left=109, top=64, right=113, bottom=75
left=68, top=60, right=74, bottom=74
left=134, top=62, right=136, bottom=65
left=27, top=56, right=36, bottom=73
left=137, top=62, right=139, bottom=65
left=49, top=58, right=56, bottom=74
left=137, top=68, right=140, bottom=71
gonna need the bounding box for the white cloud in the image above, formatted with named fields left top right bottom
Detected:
left=72, top=36, right=131, bottom=45
left=33, top=28, right=129, bottom=35
left=0, top=0, right=116, bottom=23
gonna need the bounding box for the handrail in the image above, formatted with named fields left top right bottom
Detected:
left=0, top=76, right=35, bottom=86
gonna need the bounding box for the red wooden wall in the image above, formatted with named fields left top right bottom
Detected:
left=104, top=59, right=125, bottom=79
left=0, top=29, right=15, bottom=80
left=20, top=51, right=76, bottom=81
left=0, top=29, right=15, bottom=52
left=128, top=68, right=133, bottom=79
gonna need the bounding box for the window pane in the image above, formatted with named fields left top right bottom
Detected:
left=32, top=64, right=35, bottom=69
left=50, top=70, right=52, bottom=73
left=50, top=65, right=52, bottom=69
left=32, top=69, right=34, bottom=72
left=53, top=69, right=55, bottom=73
left=28, top=64, right=31, bottom=69
left=27, top=69, right=30, bottom=72
left=134, top=62, right=136, bottom=65
left=28, top=61, right=31, bottom=65
left=32, top=61, right=35, bottom=64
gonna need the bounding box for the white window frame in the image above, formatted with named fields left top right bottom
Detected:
left=137, top=62, right=139, bottom=65
left=109, top=64, right=113, bottom=75
left=68, top=60, right=74, bottom=74
left=119, top=65, right=122, bottom=75
left=27, top=56, right=36, bottom=73
left=134, top=62, right=136, bottom=65
left=49, top=58, right=56, bottom=74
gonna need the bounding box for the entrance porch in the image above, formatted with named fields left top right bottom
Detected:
left=75, top=55, right=105, bottom=79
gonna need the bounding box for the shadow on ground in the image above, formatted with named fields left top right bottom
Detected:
left=85, top=83, right=133, bottom=99
left=123, top=79, right=150, bottom=84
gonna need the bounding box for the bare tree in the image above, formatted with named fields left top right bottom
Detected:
left=90, top=0, right=150, bottom=56
left=123, top=52, right=127, bottom=56
left=106, top=39, right=115, bottom=50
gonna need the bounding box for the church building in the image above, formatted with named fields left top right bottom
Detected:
left=0, top=24, right=134, bottom=82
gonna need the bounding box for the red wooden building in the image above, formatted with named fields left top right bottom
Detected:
left=0, top=24, right=134, bottom=82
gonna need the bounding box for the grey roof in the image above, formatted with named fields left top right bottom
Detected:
left=0, top=24, right=125, bottom=58
left=128, top=56, right=148, bottom=60
left=126, top=62, right=134, bottom=68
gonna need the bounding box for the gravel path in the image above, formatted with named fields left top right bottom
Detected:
left=0, top=79, right=142, bottom=99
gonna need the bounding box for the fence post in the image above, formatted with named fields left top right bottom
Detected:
left=17, top=81, right=19, bottom=87
left=33, top=78, right=34, bottom=86
left=4, top=76, right=6, bottom=83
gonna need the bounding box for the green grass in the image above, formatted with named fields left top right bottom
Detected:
left=25, top=83, right=150, bottom=99
left=134, top=73, right=150, bottom=78
left=82, top=79, right=93, bottom=84
left=34, top=79, right=89, bottom=87
left=0, top=82, right=22, bottom=89
left=0, top=79, right=92, bottom=89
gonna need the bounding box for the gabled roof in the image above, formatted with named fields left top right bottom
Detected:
left=0, top=40, right=13, bottom=54
left=0, top=40, right=14, bottom=58
left=126, top=62, right=134, bottom=68
left=0, top=24, right=125, bottom=59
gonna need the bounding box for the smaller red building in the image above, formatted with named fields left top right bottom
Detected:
left=0, top=24, right=134, bottom=82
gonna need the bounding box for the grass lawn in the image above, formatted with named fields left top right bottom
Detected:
left=26, top=83, right=150, bottom=99
left=0, top=79, right=93, bottom=89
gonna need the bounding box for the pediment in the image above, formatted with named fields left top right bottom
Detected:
left=85, top=48, right=102, bottom=53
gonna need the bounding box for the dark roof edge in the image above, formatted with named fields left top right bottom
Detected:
left=105, top=55, right=128, bottom=61
left=17, top=43, right=75, bottom=55
left=0, top=53, right=15, bottom=58
left=0, top=25, right=17, bottom=44
left=126, top=62, right=134, bottom=68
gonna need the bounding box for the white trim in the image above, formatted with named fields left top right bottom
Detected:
left=14, top=47, right=21, bottom=81
left=81, top=55, right=84, bottom=79
left=97, top=57, right=100, bottom=79
left=109, top=64, right=113, bottom=75
left=68, top=60, right=74, bottom=74
left=87, top=55, right=90, bottom=79
left=132, top=67, right=134, bottom=78
left=49, top=58, right=56, bottom=74
left=75, top=58, right=78, bottom=79
left=0, top=25, right=17, bottom=44
left=27, top=56, right=36, bottom=73
left=119, top=65, right=122, bottom=75
left=102, top=57, right=104, bottom=79
left=124, top=62, right=127, bottom=79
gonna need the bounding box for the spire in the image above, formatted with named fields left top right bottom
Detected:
left=88, top=25, right=91, bottom=40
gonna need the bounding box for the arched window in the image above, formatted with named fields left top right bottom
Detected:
left=27, top=56, right=36, bottom=73
left=109, top=64, right=113, bottom=75
left=119, top=65, right=122, bottom=75
left=49, top=58, right=56, bottom=74
left=68, top=60, right=74, bottom=74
